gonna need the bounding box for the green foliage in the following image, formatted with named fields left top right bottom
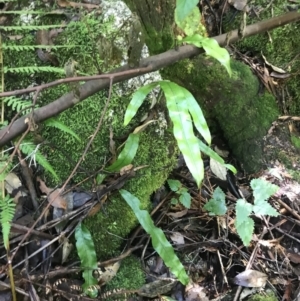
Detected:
left=167, top=179, right=191, bottom=208
left=198, top=139, right=236, bottom=173
left=0, top=195, right=15, bottom=250
left=19, top=142, right=59, bottom=181
left=75, top=223, right=98, bottom=298
left=124, top=83, right=158, bottom=124
left=124, top=80, right=211, bottom=187
left=105, top=256, right=145, bottom=291
left=5, top=66, right=64, bottom=74
left=0, top=25, right=63, bottom=31
left=247, top=291, right=277, bottom=301
left=120, top=189, right=189, bottom=285
left=106, top=133, right=140, bottom=172
left=4, top=96, right=35, bottom=114
left=251, top=179, right=279, bottom=216
left=183, top=35, right=231, bottom=76
left=204, top=187, right=227, bottom=216
left=44, top=118, right=81, bottom=142
left=235, top=199, right=254, bottom=246
left=204, top=179, right=279, bottom=246
left=84, top=129, right=178, bottom=258
left=175, top=6, right=206, bottom=37
left=173, top=0, right=231, bottom=75
left=175, top=0, right=199, bottom=22
left=291, top=134, right=300, bottom=149
left=3, top=45, right=76, bottom=51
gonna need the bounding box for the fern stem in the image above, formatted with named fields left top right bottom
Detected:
left=7, top=253, right=17, bottom=301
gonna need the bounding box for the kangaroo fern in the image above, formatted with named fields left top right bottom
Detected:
left=0, top=195, right=15, bottom=250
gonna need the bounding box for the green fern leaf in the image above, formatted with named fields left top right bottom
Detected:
left=44, top=118, right=81, bottom=142
left=4, top=96, right=36, bottom=114
left=0, top=195, right=15, bottom=250
left=0, top=25, right=64, bottom=31
left=4, top=66, right=65, bottom=74
left=20, top=142, right=59, bottom=181
left=2, top=45, right=35, bottom=51
left=2, top=45, right=77, bottom=51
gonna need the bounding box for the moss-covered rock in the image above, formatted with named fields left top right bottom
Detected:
left=3, top=6, right=179, bottom=260
left=104, top=256, right=145, bottom=292
left=225, top=0, right=300, bottom=115
left=162, top=55, right=279, bottom=172
left=84, top=127, right=177, bottom=258
left=247, top=291, right=278, bottom=301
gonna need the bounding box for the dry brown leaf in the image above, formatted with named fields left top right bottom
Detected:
left=120, top=164, right=133, bottom=175
left=57, top=0, right=99, bottom=10
left=185, top=283, right=209, bottom=301
left=7, top=35, right=23, bottom=41
left=138, top=279, right=177, bottom=298
left=87, top=199, right=105, bottom=217
left=57, top=0, right=71, bottom=7
left=170, top=232, right=185, bottom=245
left=287, top=250, right=300, bottom=264
left=109, top=127, right=116, bottom=162
left=133, top=120, right=156, bottom=134
left=98, top=262, right=120, bottom=286
left=234, top=270, right=267, bottom=288
left=167, top=209, right=188, bottom=218
left=210, top=158, right=227, bottom=180
left=5, top=173, right=22, bottom=193
left=47, top=189, right=68, bottom=210
left=37, top=178, right=67, bottom=209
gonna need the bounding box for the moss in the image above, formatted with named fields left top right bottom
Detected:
left=104, top=256, right=145, bottom=291
left=4, top=6, right=179, bottom=260
left=225, top=0, right=300, bottom=115
left=162, top=55, right=279, bottom=172
left=84, top=128, right=178, bottom=258
left=277, top=150, right=300, bottom=182
left=291, top=134, right=300, bottom=149
left=247, top=291, right=278, bottom=301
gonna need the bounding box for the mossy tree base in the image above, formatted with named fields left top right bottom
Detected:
left=124, top=0, right=300, bottom=174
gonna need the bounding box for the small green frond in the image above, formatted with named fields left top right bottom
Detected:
left=2, top=45, right=78, bottom=51
left=2, top=45, right=35, bottom=51
left=75, top=223, right=98, bottom=297
left=106, top=133, right=139, bottom=172
left=4, top=66, right=65, bottom=74
left=4, top=96, right=36, bottom=114
left=44, top=118, right=81, bottom=142
left=0, top=25, right=64, bottom=31
left=20, top=142, right=59, bottom=181
left=0, top=195, right=15, bottom=250
left=120, top=190, right=189, bottom=285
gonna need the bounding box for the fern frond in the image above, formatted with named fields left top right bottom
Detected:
left=4, top=96, right=36, bottom=114
left=0, top=25, right=65, bottom=31
left=2, top=45, right=77, bottom=51
left=20, top=142, right=59, bottom=181
left=0, top=195, right=15, bottom=250
left=44, top=118, right=81, bottom=142
left=4, top=66, right=65, bottom=74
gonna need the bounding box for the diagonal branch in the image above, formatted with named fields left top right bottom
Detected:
left=0, top=11, right=299, bottom=146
